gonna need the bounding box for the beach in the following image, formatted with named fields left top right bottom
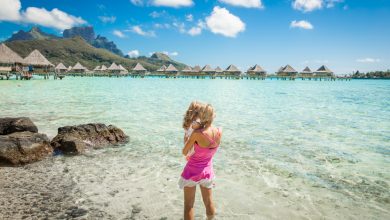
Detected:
left=0, top=77, right=389, bottom=219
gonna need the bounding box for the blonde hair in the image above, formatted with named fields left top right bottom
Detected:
left=198, top=104, right=215, bottom=129
left=182, top=101, right=203, bottom=129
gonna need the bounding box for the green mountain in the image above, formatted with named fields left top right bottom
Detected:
left=5, top=37, right=186, bottom=71
left=6, top=27, right=59, bottom=42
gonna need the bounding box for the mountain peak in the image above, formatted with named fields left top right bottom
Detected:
left=151, top=52, right=171, bottom=61
left=6, top=27, right=58, bottom=42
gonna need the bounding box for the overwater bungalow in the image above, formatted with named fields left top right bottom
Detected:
left=93, top=66, right=101, bottom=72
left=100, top=65, right=108, bottom=73
left=314, top=65, right=334, bottom=78
left=165, top=64, right=178, bottom=75
left=0, top=43, right=25, bottom=79
left=300, top=66, right=313, bottom=78
left=192, top=65, right=201, bottom=74
left=247, top=64, right=266, bottom=77
left=108, top=62, right=121, bottom=75
left=224, top=64, right=241, bottom=76
left=72, top=62, right=87, bottom=74
left=55, top=63, right=67, bottom=73
left=132, top=63, right=146, bottom=75
left=277, top=65, right=298, bottom=77
left=214, top=66, right=223, bottom=75
left=23, top=49, right=54, bottom=79
left=201, top=65, right=215, bottom=75
left=119, top=65, right=128, bottom=74
left=156, top=65, right=167, bottom=74
left=181, top=66, right=193, bottom=75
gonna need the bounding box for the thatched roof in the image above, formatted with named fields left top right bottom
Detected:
left=247, top=64, right=266, bottom=73
left=67, top=66, right=72, bottom=71
left=108, top=62, right=120, bottom=70
left=165, top=64, right=178, bottom=72
left=225, top=64, right=241, bottom=72
left=315, top=65, right=333, bottom=73
left=93, top=66, right=101, bottom=71
left=301, top=66, right=312, bottom=73
left=0, top=43, right=24, bottom=64
left=73, top=62, right=86, bottom=70
left=214, top=67, right=223, bottom=73
left=202, top=65, right=215, bottom=72
left=280, top=65, right=297, bottom=73
left=100, top=65, right=107, bottom=71
left=24, top=49, right=53, bottom=66
left=277, top=66, right=284, bottom=73
left=132, top=63, right=146, bottom=71
left=55, top=63, right=67, bottom=70
left=181, top=66, right=192, bottom=72
left=192, top=65, right=201, bottom=73
left=157, top=65, right=167, bottom=72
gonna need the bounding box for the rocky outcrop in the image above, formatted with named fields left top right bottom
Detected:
left=51, top=123, right=128, bottom=155
left=0, top=118, right=53, bottom=165
left=63, top=26, right=96, bottom=43
left=0, top=117, right=38, bottom=135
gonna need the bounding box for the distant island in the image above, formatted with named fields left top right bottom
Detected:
left=352, top=70, right=390, bottom=79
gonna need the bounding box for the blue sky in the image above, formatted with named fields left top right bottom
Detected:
left=0, top=0, right=389, bottom=74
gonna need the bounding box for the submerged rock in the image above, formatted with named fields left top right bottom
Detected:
left=0, top=117, right=38, bottom=135
left=51, top=123, right=128, bottom=155
left=0, top=131, right=52, bottom=165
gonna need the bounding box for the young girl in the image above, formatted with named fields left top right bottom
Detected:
left=179, top=103, right=222, bottom=220
left=182, top=101, right=203, bottom=160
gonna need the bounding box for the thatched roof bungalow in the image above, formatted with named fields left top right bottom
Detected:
left=224, top=64, right=241, bottom=76
left=192, top=65, right=201, bottom=73
left=181, top=66, right=193, bottom=74
left=100, top=65, right=107, bottom=72
left=0, top=43, right=24, bottom=65
left=156, top=65, right=167, bottom=73
left=132, top=63, right=146, bottom=75
left=165, top=64, right=178, bottom=74
left=24, top=49, right=53, bottom=67
left=55, top=63, right=68, bottom=73
left=314, top=65, right=334, bottom=77
left=119, top=64, right=128, bottom=74
left=215, top=66, right=223, bottom=74
left=300, top=66, right=313, bottom=77
left=72, top=62, right=87, bottom=73
left=108, top=62, right=121, bottom=73
left=247, top=64, right=266, bottom=76
left=93, top=66, right=101, bottom=72
left=277, top=65, right=297, bottom=76
left=202, top=65, right=215, bottom=75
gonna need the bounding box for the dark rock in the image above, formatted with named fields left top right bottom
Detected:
left=0, top=117, right=38, bottom=135
left=0, top=131, right=53, bottom=165
left=51, top=123, right=128, bottom=155
left=92, top=35, right=124, bottom=56
left=63, top=26, right=95, bottom=43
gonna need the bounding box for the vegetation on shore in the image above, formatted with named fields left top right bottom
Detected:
left=352, top=70, right=390, bottom=79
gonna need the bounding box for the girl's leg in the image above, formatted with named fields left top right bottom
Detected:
left=200, top=185, right=216, bottom=218
left=184, top=186, right=196, bottom=220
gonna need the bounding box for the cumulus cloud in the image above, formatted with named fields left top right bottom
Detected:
left=187, top=21, right=205, bottom=36
left=152, top=0, right=193, bottom=8
left=99, top=16, right=116, bottom=23
left=163, top=51, right=179, bottom=56
left=131, top=25, right=156, bottom=37
left=127, top=50, right=140, bottom=58
left=205, top=6, right=246, bottom=38
left=290, top=20, right=314, bottom=29
left=0, top=0, right=86, bottom=30
left=219, top=0, right=263, bottom=8
left=186, top=14, right=194, bottom=22
left=292, top=0, right=323, bottom=12
left=113, top=30, right=126, bottom=38
left=356, top=58, right=381, bottom=63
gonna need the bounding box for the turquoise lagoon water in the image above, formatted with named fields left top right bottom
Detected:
left=0, top=77, right=389, bottom=219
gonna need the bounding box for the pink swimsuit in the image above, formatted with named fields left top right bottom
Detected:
left=179, top=128, right=221, bottom=189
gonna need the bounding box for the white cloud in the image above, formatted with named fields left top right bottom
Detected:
left=162, top=51, right=179, bottom=56
left=99, top=16, right=116, bottom=23
left=356, top=58, right=381, bottom=63
left=113, top=30, right=126, bottom=38
left=292, top=0, right=323, bottom=12
left=186, top=14, right=194, bottom=22
left=0, top=0, right=21, bottom=21
left=187, top=21, right=205, bottom=36
left=127, top=50, right=140, bottom=58
left=152, top=0, right=193, bottom=8
left=132, top=25, right=156, bottom=37
left=290, top=20, right=314, bottom=29
left=219, top=0, right=263, bottom=8
left=173, top=22, right=186, bottom=33
left=205, top=6, right=246, bottom=38
left=0, top=0, right=86, bottom=30
left=326, top=0, right=343, bottom=8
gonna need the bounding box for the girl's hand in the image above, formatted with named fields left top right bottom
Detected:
left=185, top=155, right=191, bottom=161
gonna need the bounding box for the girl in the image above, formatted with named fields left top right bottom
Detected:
left=179, top=103, right=222, bottom=220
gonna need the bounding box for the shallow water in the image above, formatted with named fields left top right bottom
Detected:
left=0, top=77, right=389, bottom=219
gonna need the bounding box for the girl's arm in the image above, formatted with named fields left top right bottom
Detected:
left=182, top=133, right=197, bottom=156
